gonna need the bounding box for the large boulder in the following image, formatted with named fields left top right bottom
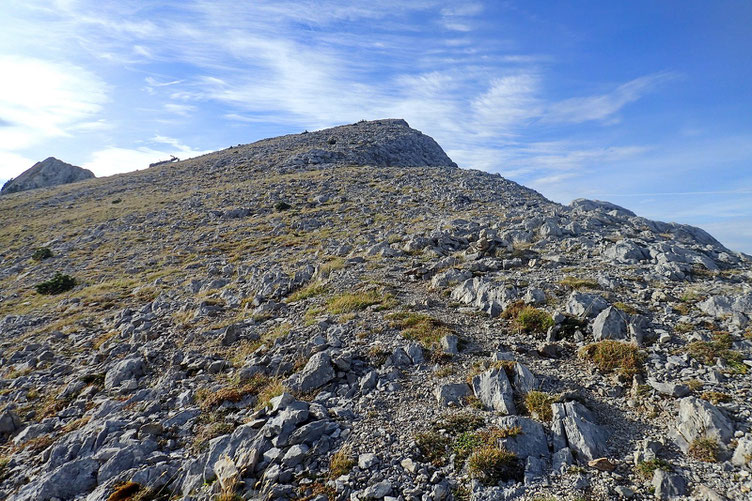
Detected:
left=471, top=368, right=516, bottom=414
left=434, top=383, right=472, bottom=407
left=565, top=292, right=609, bottom=318
left=551, top=401, right=608, bottom=462
left=0, top=409, right=21, bottom=437
left=591, top=306, right=628, bottom=341
left=495, top=416, right=549, bottom=459
left=1, top=157, right=94, bottom=195
left=603, top=240, right=647, bottom=263
left=672, top=397, right=734, bottom=454
left=285, top=352, right=335, bottom=394
left=14, top=458, right=99, bottom=500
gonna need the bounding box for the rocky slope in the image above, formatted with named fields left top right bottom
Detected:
left=1, top=157, right=95, bottom=195
left=0, top=119, right=751, bottom=501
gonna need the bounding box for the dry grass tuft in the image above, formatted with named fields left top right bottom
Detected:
left=579, top=340, right=644, bottom=377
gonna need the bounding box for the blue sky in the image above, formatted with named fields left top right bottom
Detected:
left=1, top=1, right=751, bottom=253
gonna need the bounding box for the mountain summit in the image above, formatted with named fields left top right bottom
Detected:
left=1, top=157, right=95, bottom=195
left=0, top=120, right=750, bottom=501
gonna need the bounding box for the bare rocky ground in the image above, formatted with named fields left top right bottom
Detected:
left=0, top=119, right=751, bottom=501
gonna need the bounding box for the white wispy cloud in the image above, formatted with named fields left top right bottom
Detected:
left=0, top=55, right=107, bottom=177
left=545, top=72, right=679, bottom=124
left=0, top=1, right=679, bottom=196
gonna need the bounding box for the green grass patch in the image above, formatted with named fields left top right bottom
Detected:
left=326, top=290, right=382, bottom=314
left=635, top=458, right=672, bottom=479
left=688, top=332, right=747, bottom=374
left=613, top=302, right=638, bottom=315
left=386, top=311, right=451, bottom=349
left=415, top=431, right=451, bottom=466
left=286, top=281, right=327, bottom=303
left=674, top=322, right=694, bottom=333
left=700, top=391, right=731, bottom=405
left=514, top=306, right=554, bottom=334
left=525, top=391, right=554, bottom=421
left=467, top=446, right=520, bottom=485
left=329, top=446, right=356, bottom=478
left=689, top=438, right=719, bottom=462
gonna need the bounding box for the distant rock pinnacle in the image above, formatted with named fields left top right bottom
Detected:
left=1, top=157, right=95, bottom=195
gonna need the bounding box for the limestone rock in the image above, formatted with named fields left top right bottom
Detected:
left=2, top=157, right=94, bottom=195
left=471, top=368, right=515, bottom=414
left=435, top=383, right=472, bottom=407
left=592, top=306, right=628, bottom=341
left=673, top=397, right=734, bottom=453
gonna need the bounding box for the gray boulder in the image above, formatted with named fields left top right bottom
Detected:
left=104, top=356, right=145, bottom=389
left=363, top=479, right=392, bottom=499
left=647, top=378, right=690, bottom=398
left=698, top=294, right=752, bottom=318
left=565, top=292, right=609, bottom=318
left=552, top=401, right=608, bottom=462
left=512, top=362, right=537, bottom=394
left=732, top=436, right=752, bottom=467
left=286, top=352, right=335, bottom=393
left=603, top=240, right=647, bottom=263
left=440, top=334, right=459, bottom=355
left=471, top=368, right=515, bottom=414
left=0, top=409, right=21, bottom=436
left=673, top=397, right=734, bottom=454
left=570, top=198, right=636, bottom=217
left=14, top=458, right=99, bottom=500
left=592, top=306, right=628, bottom=341
left=495, top=416, right=549, bottom=459
left=652, top=469, right=687, bottom=499
left=435, top=383, right=472, bottom=407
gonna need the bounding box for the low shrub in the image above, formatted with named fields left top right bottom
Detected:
left=32, top=247, right=53, bottom=261
left=415, top=431, right=451, bottom=465
left=274, top=201, right=291, bottom=211
left=326, top=290, right=381, bottom=314
left=688, top=332, right=747, bottom=374
left=35, top=272, right=76, bottom=295
left=107, top=481, right=142, bottom=501
left=434, top=413, right=485, bottom=434
left=559, top=276, right=599, bottom=290
left=635, top=458, right=672, bottom=479
left=386, top=311, right=451, bottom=349
left=700, top=391, right=731, bottom=405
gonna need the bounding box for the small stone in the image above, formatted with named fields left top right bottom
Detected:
left=358, top=453, right=379, bottom=469
left=0, top=410, right=21, bottom=435
left=614, top=485, right=634, bottom=498
left=282, top=444, right=309, bottom=467
left=588, top=457, right=616, bottom=471
left=434, top=383, right=471, bottom=407
left=440, top=335, right=459, bottom=355
left=363, top=480, right=392, bottom=499
left=400, top=458, right=417, bottom=473
left=652, top=469, right=687, bottom=499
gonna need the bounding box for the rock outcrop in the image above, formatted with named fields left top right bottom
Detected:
left=1, top=157, right=94, bottom=195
